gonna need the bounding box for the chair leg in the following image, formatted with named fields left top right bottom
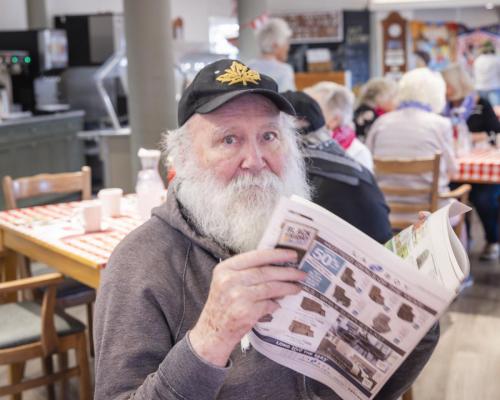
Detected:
left=18, top=256, right=34, bottom=301
left=8, top=362, right=25, bottom=400
left=41, top=356, right=56, bottom=400
left=86, top=302, right=95, bottom=358
left=57, top=352, right=69, bottom=399
left=402, top=387, right=413, bottom=400
left=75, top=333, right=92, bottom=400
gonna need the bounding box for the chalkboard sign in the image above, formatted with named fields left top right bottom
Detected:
left=343, top=11, right=370, bottom=90
left=287, top=11, right=370, bottom=90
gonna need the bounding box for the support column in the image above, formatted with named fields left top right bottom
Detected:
left=26, top=0, right=50, bottom=29
left=237, top=0, right=267, bottom=62
left=123, top=0, right=177, bottom=179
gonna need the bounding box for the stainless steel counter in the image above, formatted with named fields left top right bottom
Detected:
left=0, top=111, right=85, bottom=210
left=0, top=110, right=84, bottom=128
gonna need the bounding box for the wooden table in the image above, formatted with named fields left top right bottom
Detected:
left=453, top=148, right=500, bottom=184
left=0, top=199, right=142, bottom=291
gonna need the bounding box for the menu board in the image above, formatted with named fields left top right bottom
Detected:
left=343, top=11, right=370, bottom=90
left=287, top=11, right=370, bottom=90
left=275, top=11, right=343, bottom=43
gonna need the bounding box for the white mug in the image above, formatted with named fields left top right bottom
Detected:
left=81, top=203, right=102, bottom=232
left=98, top=188, right=123, bottom=217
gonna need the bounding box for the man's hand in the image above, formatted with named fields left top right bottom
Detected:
left=189, top=248, right=306, bottom=366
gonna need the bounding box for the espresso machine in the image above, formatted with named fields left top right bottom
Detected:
left=0, top=29, right=69, bottom=113
left=0, top=50, right=31, bottom=119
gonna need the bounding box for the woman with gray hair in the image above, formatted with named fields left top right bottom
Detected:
left=366, top=68, right=458, bottom=223
left=441, top=63, right=500, bottom=260
left=354, top=77, right=398, bottom=139
left=248, top=18, right=296, bottom=91
left=305, top=81, right=373, bottom=171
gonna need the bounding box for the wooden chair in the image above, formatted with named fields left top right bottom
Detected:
left=2, top=167, right=92, bottom=209
left=374, top=154, right=471, bottom=400
left=2, top=166, right=96, bottom=356
left=0, top=272, right=91, bottom=399
left=373, top=154, right=471, bottom=232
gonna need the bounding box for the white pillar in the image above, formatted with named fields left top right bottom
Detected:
left=26, top=0, right=50, bottom=29
left=123, top=0, right=177, bottom=178
left=237, top=0, right=267, bottom=62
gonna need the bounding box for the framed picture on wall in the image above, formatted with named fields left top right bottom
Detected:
left=410, top=21, right=459, bottom=71
left=274, top=11, right=343, bottom=43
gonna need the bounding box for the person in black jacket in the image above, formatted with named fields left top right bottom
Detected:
left=442, top=63, right=500, bottom=260
left=281, top=90, right=393, bottom=244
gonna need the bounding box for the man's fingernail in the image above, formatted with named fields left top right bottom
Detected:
left=286, top=250, right=298, bottom=259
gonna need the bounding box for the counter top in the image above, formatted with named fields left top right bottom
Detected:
left=77, top=127, right=131, bottom=140
left=0, top=110, right=85, bottom=127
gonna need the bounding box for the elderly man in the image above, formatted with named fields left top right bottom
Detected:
left=94, top=60, right=438, bottom=400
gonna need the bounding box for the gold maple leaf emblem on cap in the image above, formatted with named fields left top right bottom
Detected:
left=216, top=61, right=261, bottom=86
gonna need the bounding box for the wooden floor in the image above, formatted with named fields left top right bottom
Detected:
left=1, top=211, right=499, bottom=399
left=413, top=211, right=500, bottom=400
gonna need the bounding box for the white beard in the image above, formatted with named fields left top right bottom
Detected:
left=174, top=153, right=310, bottom=254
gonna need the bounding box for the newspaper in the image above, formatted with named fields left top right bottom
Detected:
left=249, top=196, right=470, bottom=400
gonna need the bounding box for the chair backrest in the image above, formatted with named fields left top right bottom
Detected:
left=2, top=166, right=91, bottom=210
left=373, top=154, right=441, bottom=231
left=0, top=272, right=92, bottom=400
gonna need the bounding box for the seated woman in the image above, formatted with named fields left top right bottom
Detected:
left=365, top=68, right=458, bottom=222
left=441, top=63, right=500, bottom=261
left=305, top=82, right=373, bottom=171
left=354, top=77, right=398, bottom=140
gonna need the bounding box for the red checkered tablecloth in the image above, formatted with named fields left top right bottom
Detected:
left=453, top=149, right=500, bottom=184
left=0, top=199, right=143, bottom=268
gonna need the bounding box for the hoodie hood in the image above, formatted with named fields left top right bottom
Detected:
left=152, top=184, right=232, bottom=261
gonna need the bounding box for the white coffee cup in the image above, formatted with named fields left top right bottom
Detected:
left=98, top=188, right=123, bottom=217
left=81, top=203, right=102, bottom=232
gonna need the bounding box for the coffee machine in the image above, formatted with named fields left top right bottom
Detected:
left=0, top=29, right=69, bottom=113
left=0, top=50, right=31, bottom=118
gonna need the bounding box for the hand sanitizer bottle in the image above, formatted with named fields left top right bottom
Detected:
left=136, top=148, right=165, bottom=221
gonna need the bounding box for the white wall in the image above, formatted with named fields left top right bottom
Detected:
left=0, top=0, right=497, bottom=74
left=267, top=0, right=368, bottom=13
left=412, top=6, right=498, bottom=27
left=47, top=0, right=234, bottom=43
left=47, top=0, right=123, bottom=16
left=0, top=0, right=233, bottom=42
left=0, top=0, right=28, bottom=30
left=171, top=0, right=232, bottom=42
left=371, top=0, right=500, bottom=11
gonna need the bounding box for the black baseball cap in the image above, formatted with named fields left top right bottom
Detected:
left=280, top=91, right=325, bottom=134
left=177, top=59, right=295, bottom=126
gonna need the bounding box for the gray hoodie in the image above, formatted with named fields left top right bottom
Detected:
left=94, top=187, right=439, bottom=399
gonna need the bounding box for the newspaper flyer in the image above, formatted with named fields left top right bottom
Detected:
left=385, top=201, right=470, bottom=292
left=249, top=196, right=468, bottom=400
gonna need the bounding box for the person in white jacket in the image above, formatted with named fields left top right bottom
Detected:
left=473, top=43, right=500, bottom=106
left=305, top=81, right=374, bottom=171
